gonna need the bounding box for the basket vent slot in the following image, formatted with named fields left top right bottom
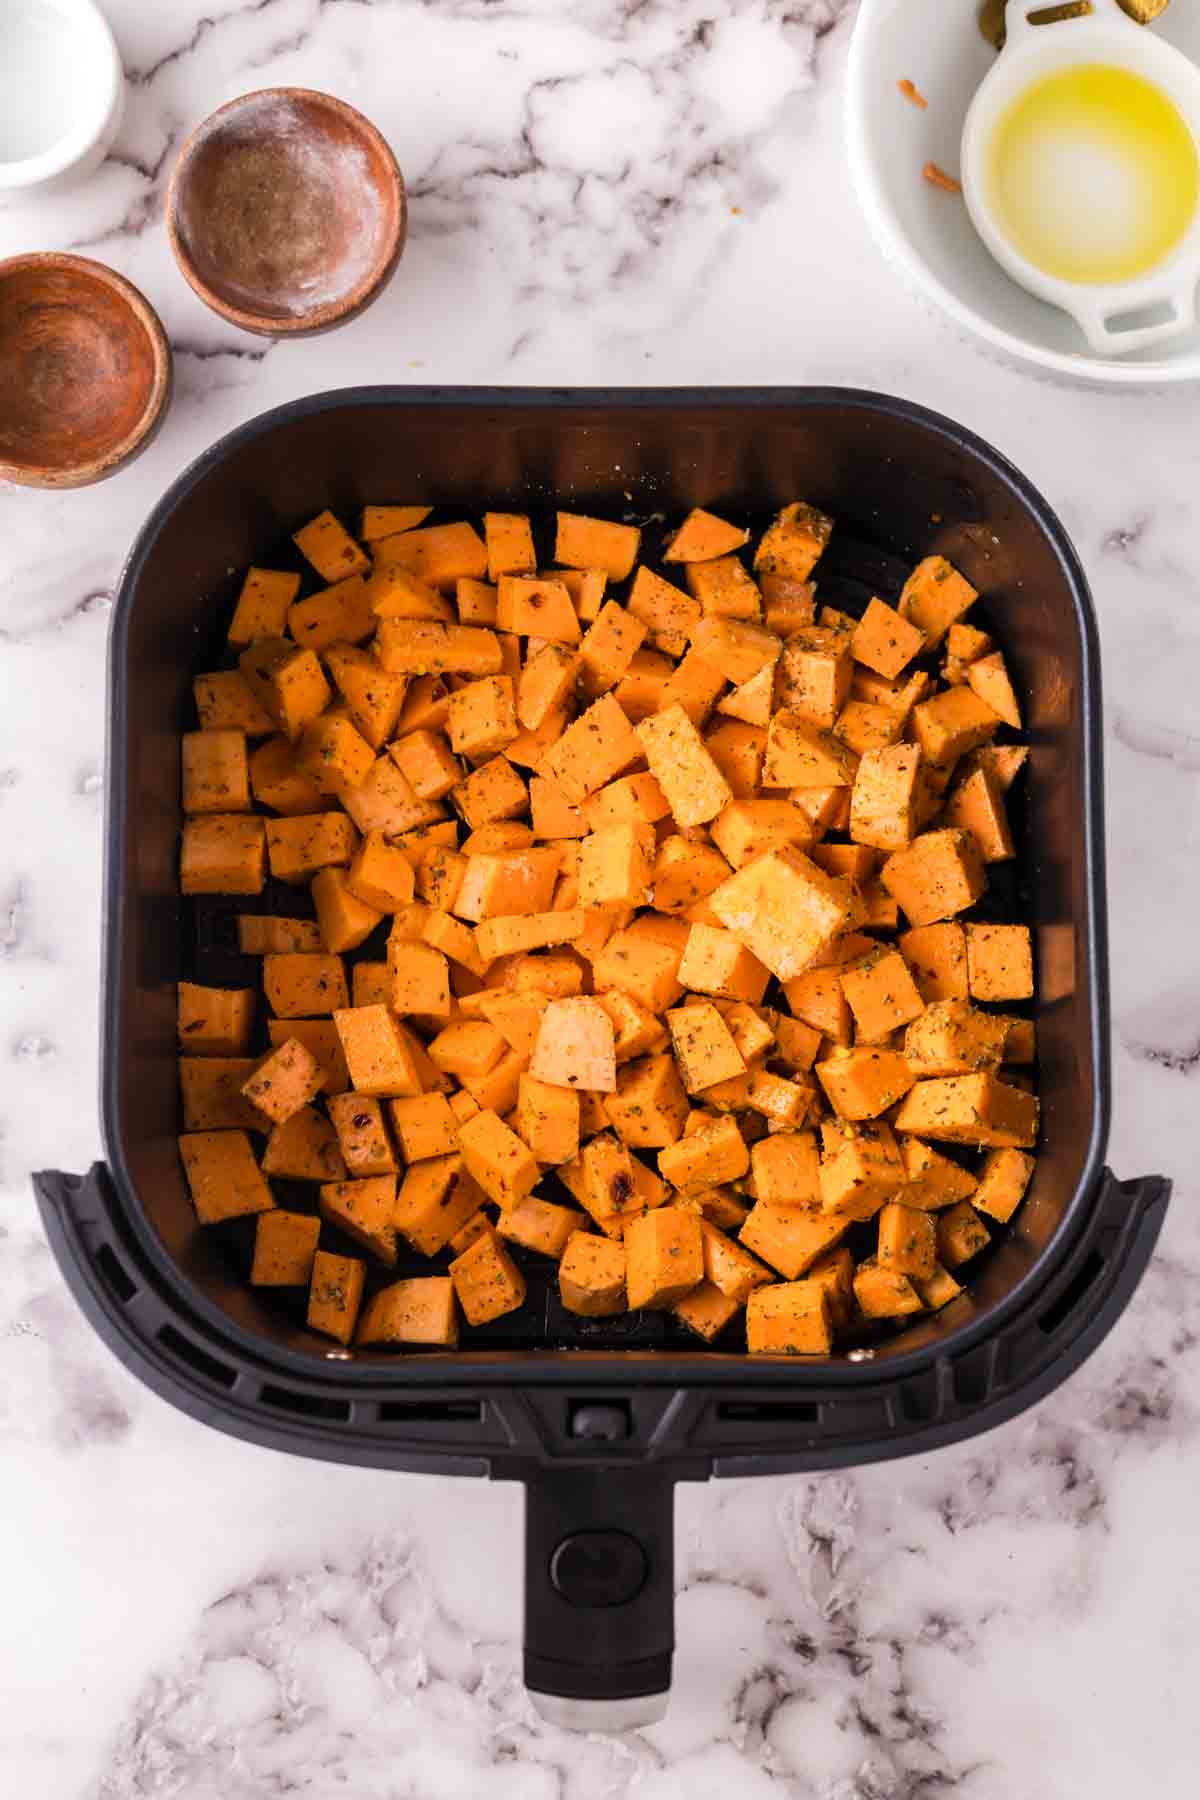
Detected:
left=716, top=1400, right=820, bottom=1425
left=260, top=1384, right=351, bottom=1421
left=1038, top=1251, right=1105, bottom=1337
left=158, top=1324, right=237, bottom=1389
left=378, top=1399, right=482, bottom=1424
left=95, top=1243, right=136, bottom=1304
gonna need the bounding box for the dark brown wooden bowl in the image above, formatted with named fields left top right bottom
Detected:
left=166, top=88, right=407, bottom=338
left=0, top=254, right=171, bottom=489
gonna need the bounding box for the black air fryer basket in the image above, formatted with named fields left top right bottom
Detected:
left=36, top=389, right=1169, bottom=1727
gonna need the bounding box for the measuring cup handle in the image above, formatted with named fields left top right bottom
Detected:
left=1067, top=269, right=1200, bottom=355
left=1003, top=0, right=1128, bottom=49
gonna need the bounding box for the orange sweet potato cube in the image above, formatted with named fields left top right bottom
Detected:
left=345, top=831, right=416, bottom=913
left=239, top=641, right=332, bottom=741
left=554, top=512, right=640, bottom=581
left=893, top=1074, right=1039, bottom=1148
left=389, top=1092, right=458, bottom=1162
left=700, top=1220, right=773, bottom=1303
left=559, top=1232, right=627, bottom=1316
left=389, top=728, right=460, bottom=801
left=849, top=744, right=923, bottom=852
left=834, top=699, right=905, bottom=758
left=579, top=819, right=655, bottom=911
left=518, top=1074, right=581, bottom=1165
left=746, top=1280, right=832, bottom=1354
left=323, top=642, right=408, bottom=747
left=227, top=566, right=301, bottom=645
left=710, top=845, right=856, bottom=982
left=182, top=729, right=250, bottom=814
left=194, top=669, right=275, bottom=735
left=627, top=568, right=700, bottom=658
left=709, top=798, right=815, bottom=870
left=250, top=1210, right=322, bottom=1285
left=326, top=1093, right=398, bottom=1177
left=530, top=996, right=617, bottom=1092
left=358, top=1277, right=459, bottom=1347
left=965, top=923, right=1034, bottom=1001
left=530, top=776, right=588, bottom=840
left=944, top=767, right=1014, bottom=864
left=973, top=1147, right=1035, bottom=1223
left=686, top=553, right=763, bottom=621
left=178, top=981, right=255, bottom=1056
left=361, top=505, right=432, bottom=542
left=815, top=1047, right=916, bottom=1120
left=904, top=999, right=1007, bottom=1075
left=634, top=709, right=730, bottom=838
left=242, top=1037, right=324, bottom=1125
left=677, top=923, right=770, bottom=1003
left=658, top=1112, right=749, bottom=1192
left=444, top=676, right=519, bottom=760
left=818, top=1131, right=905, bottom=1220
left=839, top=949, right=925, bottom=1041
left=289, top=574, right=377, bottom=650
left=388, top=941, right=452, bottom=1018
left=179, top=1130, right=275, bottom=1224
left=664, top=508, right=749, bottom=563
left=852, top=597, right=925, bottom=678
left=853, top=1260, right=924, bottom=1318
left=667, top=1002, right=746, bottom=1094
left=311, top=867, right=383, bottom=954
left=604, top=1053, right=689, bottom=1147
left=740, top=1199, right=848, bottom=1279
left=497, top=575, right=581, bottom=642
left=540, top=695, right=642, bottom=805
left=916, top=1262, right=964, bottom=1310
left=881, top=829, right=986, bottom=927
left=750, top=1130, right=821, bottom=1205
left=579, top=600, right=647, bottom=694
left=457, top=1108, right=540, bottom=1208
left=518, top=642, right=580, bottom=730
left=762, top=712, right=858, bottom=788
left=658, top=647, right=727, bottom=727
left=777, top=626, right=853, bottom=729
left=935, top=1199, right=991, bottom=1267
left=317, top=1174, right=398, bottom=1264
left=498, top=1194, right=586, bottom=1258
left=452, top=755, right=528, bottom=830
left=373, top=522, right=487, bottom=590
left=249, top=736, right=326, bottom=816
left=899, top=922, right=969, bottom=1002
left=450, top=1227, right=528, bottom=1324
left=483, top=511, right=536, bottom=580
left=625, top=1205, right=704, bottom=1309
left=293, top=508, right=370, bottom=581
left=754, top=500, right=834, bottom=583
left=181, top=815, right=266, bottom=895
left=673, top=1281, right=741, bottom=1342
left=263, top=952, right=349, bottom=1018
left=899, top=1136, right=979, bottom=1209
left=333, top=1003, right=423, bottom=1096
left=911, top=686, right=1001, bottom=767
left=877, top=1200, right=937, bottom=1279
left=651, top=837, right=731, bottom=913
left=265, top=813, right=358, bottom=882
left=394, top=1155, right=487, bottom=1255
left=307, top=1251, right=366, bottom=1344
left=898, top=555, right=977, bottom=646
left=967, top=652, right=1021, bottom=728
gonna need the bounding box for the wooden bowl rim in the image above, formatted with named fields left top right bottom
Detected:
left=165, top=86, right=407, bottom=338
left=0, top=251, right=172, bottom=489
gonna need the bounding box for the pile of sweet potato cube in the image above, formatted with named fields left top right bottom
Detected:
left=177, top=496, right=1037, bottom=1355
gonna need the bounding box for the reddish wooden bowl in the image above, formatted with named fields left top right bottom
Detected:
left=0, top=254, right=171, bottom=489
left=166, top=89, right=407, bottom=338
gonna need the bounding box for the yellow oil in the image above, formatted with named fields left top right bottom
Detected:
left=987, top=62, right=1200, bottom=284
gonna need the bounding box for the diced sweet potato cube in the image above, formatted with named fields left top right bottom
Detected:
left=498, top=1195, right=584, bottom=1259
left=625, top=569, right=698, bottom=661
left=344, top=831, right=416, bottom=914
left=840, top=949, right=925, bottom=1041
left=427, top=1019, right=505, bottom=1082
left=973, top=1147, right=1035, bottom=1223
left=307, top=1251, right=366, bottom=1344
left=673, top=1282, right=741, bottom=1342
left=877, top=1200, right=937, bottom=1278
left=746, top=1070, right=811, bottom=1127
left=319, top=1174, right=399, bottom=1263
left=581, top=1131, right=639, bottom=1222
left=815, top=1047, right=916, bottom=1120
left=555, top=513, right=640, bottom=581
left=455, top=846, right=560, bottom=922
left=632, top=704, right=729, bottom=830
left=228, top=566, right=301, bottom=645
left=852, top=597, right=925, bottom=679
left=375, top=619, right=502, bottom=678
left=899, top=1136, right=978, bottom=1209
left=289, top=574, right=377, bottom=649
left=853, top=1260, right=924, bottom=1318
left=625, top=1205, right=704, bottom=1309
left=579, top=600, right=646, bottom=694
left=912, top=687, right=1001, bottom=767
left=739, top=1198, right=846, bottom=1280
left=667, top=1002, right=746, bottom=1094
left=834, top=699, right=905, bottom=758
left=897, top=556, right=977, bottom=646
left=457, top=1108, right=539, bottom=1208
left=686, top=554, right=762, bottom=621
left=710, top=845, right=856, bottom=982
left=182, top=729, right=250, bottom=814
left=763, top=712, right=858, bottom=788
left=450, top=1228, right=527, bottom=1324
left=518, top=642, right=579, bottom=731
left=262, top=1105, right=346, bottom=1182
left=710, top=798, right=815, bottom=870
left=446, top=676, right=518, bottom=760
left=849, top=744, right=923, bottom=853
left=268, top=1019, right=349, bottom=1092
left=249, top=1210, right=322, bottom=1286
left=237, top=917, right=323, bottom=955
left=377, top=520, right=487, bottom=590
left=333, top=1003, right=423, bottom=1097
left=700, top=1220, right=773, bottom=1303
left=665, top=508, right=749, bottom=563
left=530, top=996, right=617, bottom=1093
left=361, top=504, right=432, bottom=542
left=388, top=1092, right=457, bottom=1162
left=393, top=1155, right=484, bottom=1255
left=658, top=647, right=727, bottom=727
left=751, top=1129, right=821, bottom=1205
left=677, top=923, right=769, bottom=1004
left=293, top=509, right=370, bottom=581
left=776, top=626, right=853, bottom=729
left=904, top=999, right=1007, bottom=1075
left=936, top=1199, right=991, bottom=1267
left=703, top=720, right=767, bottom=799
left=263, top=952, right=348, bottom=1019
left=242, top=1036, right=324, bottom=1125
left=658, top=1112, right=749, bottom=1192
left=194, top=670, right=275, bottom=736
left=818, top=1130, right=905, bottom=1220
left=248, top=735, right=325, bottom=816
left=388, top=728, right=460, bottom=802
left=497, top=575, right=580, bottom=643
left=518, top=1074, right=580, bottom=1165
left=604, top=1053, right=689, bottom=1147
left=239, top=641, right=331, bottom=741
left=754, top=500, right=834, bottom=583
left=652, top=837, right=731, bottom=914
left=781, top=968, right=849, bottom=1047
left=387, top=941, right=451, bottom=1018
left=578, top=819, right=655, bottom=912
left=358, top=1277, right=459, bottom=1347
left=365, top=562, right=452, bottom=623
left=475, top=909, right=583, bottom=961
left=179, top=1130, right=274, bottom=1224
left=559, top=1232, right=627, bottom=1316
left=746, top=1280, right=832, bottom=1354
left=352, top=963, right=390, bottom=1009
left=266, top=813, right=358, bottom=882
left=181, top=815, right=266, bottom=895
left=484, top=511, right=536, bottom=581
left=944, top=766, right=1014, bottom=864
left=915, top=1262, right=963, bottom=1310
left=965, top=923, right=1034, bottom=1001
left=178, top=981, right=255, bottom=1057
left=310, top=867, right=383, bottom=955
left=326, top=1093, right=397, bottom=1176
left=881, top=829, right=986, bottom=927
left=893, top=1073, right=1039, bottom=1147
left=450, top=755, right=528, bottom=831
left=899, top=922, right=969, bottom=1002
left=967, top=652, right=1021, bottom=728
left=455, top=577, right=498, bottom=625
left=716, top=662, right=776, bottom=728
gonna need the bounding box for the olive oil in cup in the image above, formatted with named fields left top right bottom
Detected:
left=962, top=0, right=1200, bottom=356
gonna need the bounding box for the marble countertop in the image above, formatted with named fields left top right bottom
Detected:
left=2, top=2, right=1198, bottom=1794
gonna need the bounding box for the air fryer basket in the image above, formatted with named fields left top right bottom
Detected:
left=36, top=388, right=1169, bottom=1724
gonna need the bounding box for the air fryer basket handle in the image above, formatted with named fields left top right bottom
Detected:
left=522, top=1466, right=677, bottom=1729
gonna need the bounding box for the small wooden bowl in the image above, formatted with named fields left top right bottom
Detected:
left=166, top=89, right=407, bottom=337
left=0, top=254, right=171, bottom=489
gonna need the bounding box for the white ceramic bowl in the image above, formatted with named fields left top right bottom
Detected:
left=0, top=0, right=125, bottom=195
left=846, top=0, right=1200, bottom=385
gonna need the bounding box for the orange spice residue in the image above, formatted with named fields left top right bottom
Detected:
left=898, top=79, right=928, bottom=110
left=923, top=161, right=962, bottom=194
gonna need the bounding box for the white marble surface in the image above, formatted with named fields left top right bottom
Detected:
left=1, top=1, right=1198, bottom=1794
